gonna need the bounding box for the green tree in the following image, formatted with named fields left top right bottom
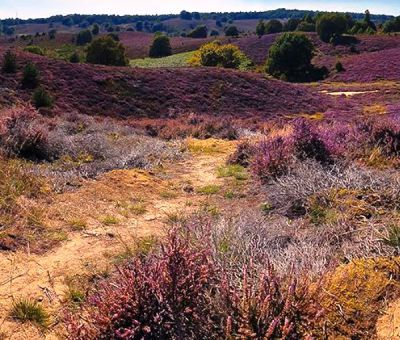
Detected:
left=187, top=25, right=208, bottom=38
left=22, top=62, right=40, bottom=88
left=284, top=18, right=301, bottom=31
left=1, top=50, right=17, bottom=73
left=92, top=23, right=100, bottom=35
left=265, top=20, right=283, bottom=34
left=266, top=32, right=315, bottom=81
left=76, top=29, right=93, bottom=45
left=86, top=36, right=128, bottom=66
left=224, top=26, right=239, bottom=37
left=256, top=20, right=266, bottom=36
left=149, top=34, right=172, bottom=58
left=48, top=29, right=56, bottom=39
left=316, top=13, right=348, bottom=43
left=32, top=87, right=53, bottom=108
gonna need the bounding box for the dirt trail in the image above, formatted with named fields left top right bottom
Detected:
left=0, top=139, right=237, bottom=339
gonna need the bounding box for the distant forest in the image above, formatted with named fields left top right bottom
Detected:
left=0, top=8, right=393, bottom=26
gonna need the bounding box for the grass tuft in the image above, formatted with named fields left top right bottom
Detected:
left=11, top=299, right=49, bottom=328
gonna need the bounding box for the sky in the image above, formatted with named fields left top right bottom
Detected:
left=0, top=0, right=399, bottom=19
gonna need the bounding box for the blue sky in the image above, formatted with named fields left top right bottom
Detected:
left=1, top=0, right=399, bottom=19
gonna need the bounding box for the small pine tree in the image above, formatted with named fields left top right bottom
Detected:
left=335, top=61, right=345, bottom=72
left=149, top=35, right=172, bottom=58
left=2, top=50, right=17, bottom=73
left=22, top=62, right=40, bottom=88
left=32, top=87, right=53, bottom=108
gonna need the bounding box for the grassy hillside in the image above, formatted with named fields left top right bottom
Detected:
left=130, top=51, right=195, bottom=68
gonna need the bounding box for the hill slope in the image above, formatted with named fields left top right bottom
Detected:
left=0, top=49, right=332, bottom=119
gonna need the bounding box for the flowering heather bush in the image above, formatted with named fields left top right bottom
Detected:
left=66, top=226, right=324, bottom=339
left=67, top=228, right=221, bottom=339
left=252, top=116, right=400, bottom=183
left=253, top=136, right=293, bottom=181
left=0, top=106, right=48, bottom=160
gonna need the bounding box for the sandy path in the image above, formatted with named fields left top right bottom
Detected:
left=0, top=140, right=236, bottom=339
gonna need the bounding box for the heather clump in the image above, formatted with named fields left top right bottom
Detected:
left=66, top=225, right=324, bottom=339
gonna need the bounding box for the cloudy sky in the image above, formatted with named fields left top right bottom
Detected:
left=0, top=0, right=398, bottom=19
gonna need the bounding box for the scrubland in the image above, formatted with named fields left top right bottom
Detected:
left=1, top=23, right=400, bottom=340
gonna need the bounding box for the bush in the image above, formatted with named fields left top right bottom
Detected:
left=21, top=62, right=40, bottom=88
left=284, top=18, right=301, bottom=31
left=297, top=22, right=316, bottom=32
left=86, top=36, right=128, bottom=66
left=335, top=61, right=345, bottom=72
left=224, top=25, right=239, bottom=37
left=149, top=34, right=172, bottom=58
left=48, top=29, right=57, bottom=39
left=66, top=226, right=323, bottom=339
left=256, top=20, right=266, bottom=36
left=383, top=16, right=400, bottom=33
left=23, top=45, right=45, bottom=55
left=187, top=25, right=208, bottom=38
left=210, top=30, right=219, bottom=36
left=266, top=33, right=318, bottom=81
left=69, top=51, right=80, bottom=63
left=1, top=50, right=17, bottom=73
left=92, top=23, right=100, bottom=35
left=191, top=41, right=252, bottom=70
left=0, top=106, right=48, bottom=160
left=76, top=29, right=93, bottom=45
left=265, top=19, right=283, bottom=34
left=316, top=13, right=348, bottom=43
left=32, top=87, right=53, bottom=108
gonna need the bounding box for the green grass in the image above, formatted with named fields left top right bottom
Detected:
left=130, top=51, right=195, bottom=68
left=217, top=164, right=249, bottom=181
left=11, top=299, right=49, bottom=328
left=196, top=185, right=221, bottom=195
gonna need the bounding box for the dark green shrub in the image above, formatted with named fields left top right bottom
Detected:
left=149, top=34, right=172, bottom=58
left=92, top=24, right=100, bottom=35
left=267, top=33, right=313, bottom=80
left=86, top=36, right=128, bottom=66
left=32, top=87, right=53, bottom=108
left=48, top=29, right=57, bottom=39
left=256, top=20, right=266, bottom=36
left=284, top=18, right=301, bottom=31
left=297, top=22, right=316, bottom=32
left=22, top=62, right=40, bottom=88
left=187, top=25, right=208, bottom=38
left=383, top=17, right=400, bottom=33
left=1, top=50, right=17, bottom=73
left=316, top=13, right=348, bottom=43
left=265, top=20, right=283, bottom=34
left=224, top=26, right=239, bottom=37
left=76, top=29, right=93, bottom=45
left=335, top=61, right=345, bottom=72
left=24, top=45, right=45, bottom=55
left=69, top=51, right=80, bottom=63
